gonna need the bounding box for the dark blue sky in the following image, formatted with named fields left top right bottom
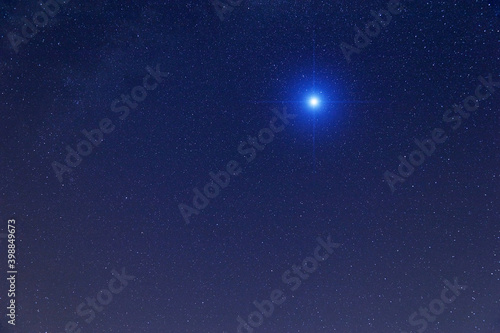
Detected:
left=0, top=1, right=498, bottom=332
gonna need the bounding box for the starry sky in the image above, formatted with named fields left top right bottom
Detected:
left=0, top=0, right=499, bottom=332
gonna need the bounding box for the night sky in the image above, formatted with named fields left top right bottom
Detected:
left=0, top=0, right=499, bottom=332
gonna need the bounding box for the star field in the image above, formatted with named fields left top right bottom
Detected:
left=0, top=1, right=498, bottom=332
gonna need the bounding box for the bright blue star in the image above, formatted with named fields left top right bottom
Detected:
left=309, top=96, right=319, bottom=107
